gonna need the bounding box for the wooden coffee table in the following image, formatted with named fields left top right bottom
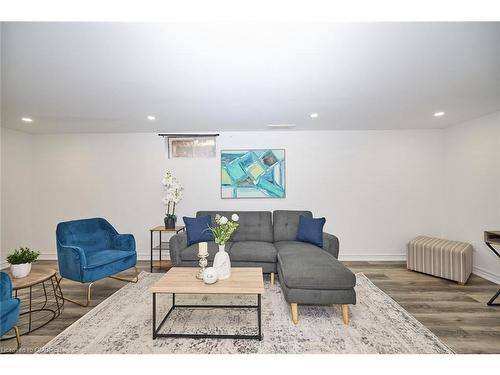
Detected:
left=150, top=267, right=264, bottom=340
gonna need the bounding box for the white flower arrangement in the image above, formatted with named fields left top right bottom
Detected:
left=208, top=214, right=240, bottom=245
left=162, top=170, right=184, bottom=219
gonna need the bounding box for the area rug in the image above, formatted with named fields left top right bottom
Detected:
left=39, top=272, right=453, bottom=354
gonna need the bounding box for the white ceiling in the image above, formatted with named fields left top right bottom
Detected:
left=1, top=22, right=499, bottom=134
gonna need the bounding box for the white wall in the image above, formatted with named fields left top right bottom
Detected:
left=3, top=115, right=500, bottom=283
left=443, top=112, right=500, bottom=283
left=1, top=128, right=33, bottom=267
left=24, top=129, right=444, bottom=262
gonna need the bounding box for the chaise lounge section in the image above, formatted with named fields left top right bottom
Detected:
left=169, top=210, right=356, bottom=325
left=273, top=211, right=356, bottom=325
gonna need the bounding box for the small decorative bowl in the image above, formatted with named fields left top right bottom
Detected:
left=202, top=267, right=218, bottom=284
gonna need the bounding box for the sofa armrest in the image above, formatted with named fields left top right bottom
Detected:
left=0, top=272, right=13, bottom=300
left=112, top=234, right=136, bottom=252
left=322, top=232, right=340, bottom=259
left=169, top=232, right=188, bottom=266
left=57, top=243, right=87, bottom=281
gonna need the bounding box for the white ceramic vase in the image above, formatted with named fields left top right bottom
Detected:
left=213, top=244, right=231, bottom=280
left=10, top=262, right=32, bottom=279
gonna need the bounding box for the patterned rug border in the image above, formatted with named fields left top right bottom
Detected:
left=39, top=271, right=454, bottom=354
left=355, top=273, right=455, bottom=354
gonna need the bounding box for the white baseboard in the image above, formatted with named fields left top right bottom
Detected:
left=29, top=252, right=500, bottom=284
left=40, top=251, right=406, bottom=262
left=472, top=265, right=500, bottom=284
left=39, top=251, right=406, bottom=263
left=38, top=252, right=169, bottom=262
left=338, top=253, right=406, bottom=261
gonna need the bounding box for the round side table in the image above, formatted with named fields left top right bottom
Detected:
left=1, top=268, right=64, bottom=340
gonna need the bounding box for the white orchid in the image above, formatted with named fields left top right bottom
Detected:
left=164, top=191, right=175, bottom=202
left=162, top=171, right=174, bottom=186
left=171, top=187, right=184, bottom=204
left=231, top=213, right=239, bottom=222
left=219, top=216, right=228, bottom=225
left=161, top=170, right=183, bottom=217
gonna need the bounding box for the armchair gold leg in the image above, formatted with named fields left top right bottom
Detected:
left=56, top=267, right=138, bottom=307
left=0, top=326, right=21, bottom=353
left=14, top=326, right=21, bottom=351
left=270, top=272, right=275, bottom=286
left=108, top=266, right=139, bottom=283
left=56, top=277, right=94, bottom=307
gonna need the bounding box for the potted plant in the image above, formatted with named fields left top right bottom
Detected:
left=161, top=170, right=184, bottom=229
left=7, top=247, right=40, bottom=279
left=207, top=214, right=239, bottom=279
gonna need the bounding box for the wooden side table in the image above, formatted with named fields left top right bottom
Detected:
left=150, top=226, right=185, bottom=272
left=1, top=267, right=63, bottom=340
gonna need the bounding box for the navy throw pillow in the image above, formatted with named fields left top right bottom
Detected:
left=183, top=215, right=214, bottom=246
left=296, top=215, right=326, bottom=247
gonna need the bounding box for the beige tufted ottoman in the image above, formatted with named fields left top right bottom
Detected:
left=407, top=236, right=473, bottom=284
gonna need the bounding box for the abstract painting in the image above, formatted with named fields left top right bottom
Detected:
left=221, top=149, right=285, bottom=199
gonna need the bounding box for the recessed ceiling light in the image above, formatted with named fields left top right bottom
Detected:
left=433, top=111, right=445, bottom=117
left=267, top=124, right=296, bottom=129
left=310, top=113, right=319, bottom=118
left=147, top=115, right=156, bottom=120
left=21, top=117, right=33, bottom=122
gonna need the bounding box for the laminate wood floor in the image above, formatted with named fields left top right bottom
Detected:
left=2, top=260, right=499, bottom=354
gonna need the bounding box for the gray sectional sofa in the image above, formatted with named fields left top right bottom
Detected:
left=169, top=210, right=356, bottom=325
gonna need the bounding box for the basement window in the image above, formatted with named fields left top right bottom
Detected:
left=166, top=136, right=217, bottom=158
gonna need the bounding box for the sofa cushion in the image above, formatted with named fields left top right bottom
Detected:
left=181, top=241, right=233, bottom=261
left=56, top=218, right=116, bottom=252
left=85, top=249, right=136, bottom=269
left=274, top=240, right=322, bottom=253
left=183, top=215, right=214, bottom=246
left=229, top=241, right=277, bottom=263
left=273, top=210, right=313, bottom=242
left=296, top=216, right=326, bottom=247
left=277, top=245, right=355, bottom=290
left=197, top=211, right=273, bottom=242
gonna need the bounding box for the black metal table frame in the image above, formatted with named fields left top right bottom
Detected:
left=1, top=273, right=64, bottom=341
left=152, top=293, right=262, bottom=340
left=150, top=227, right=185, bottom=273
left=485, top=241, right=500, bottom=306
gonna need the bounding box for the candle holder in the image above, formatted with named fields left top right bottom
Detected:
left=196, top=253, right=209, bottom=280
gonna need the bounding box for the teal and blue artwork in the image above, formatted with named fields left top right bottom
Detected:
left=221, top=149, right=286, bottom=199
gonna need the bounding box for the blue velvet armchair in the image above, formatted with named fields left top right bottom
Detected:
left=56, top=218, right=138, bottom=306
left=1, top=272, right=21, bottom=351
